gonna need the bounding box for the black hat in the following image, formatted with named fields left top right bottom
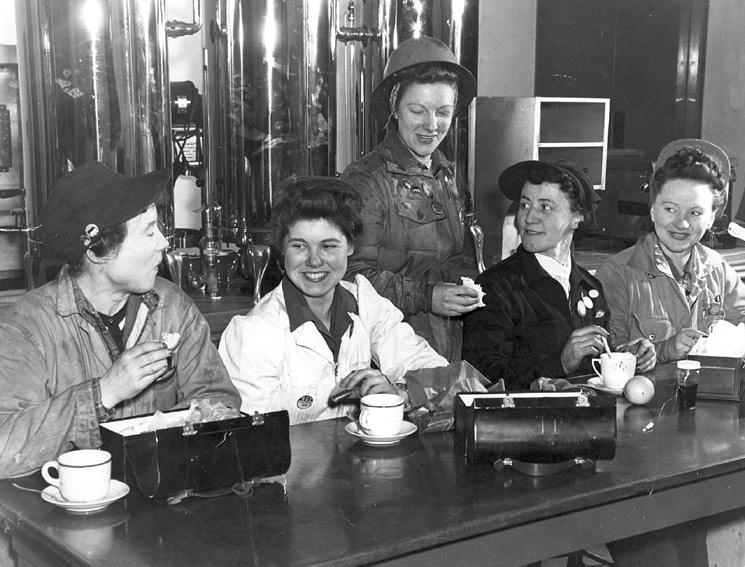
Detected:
left=39, top=161, right=171, bottom=262
left=372, top=36, right=476, bottom=122
left=498, top=160, right=601, bottom=213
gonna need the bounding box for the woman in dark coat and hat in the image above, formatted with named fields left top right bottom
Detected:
left=341, top=36, right=481, bottom=361
left=463, top=160, right=656, bottom=390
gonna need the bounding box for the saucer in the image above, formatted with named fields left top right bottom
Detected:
left=585, top=377, right=624, bottom=396
left=345, top=421, right=418, bottom=446
left=41, top=480, right=130, bottom=514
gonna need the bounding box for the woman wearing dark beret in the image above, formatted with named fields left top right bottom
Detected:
left=462, top=160, right=655, bottom=390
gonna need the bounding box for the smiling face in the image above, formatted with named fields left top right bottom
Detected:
left=283, top=218, right=354, bottom=314
left=517, top=181, right=581, bottom=261
left=100, top=204, right=169, bottom=295
left=394, top=82, right=456, bottom=163
left=650, top=178, right=716, bottom=261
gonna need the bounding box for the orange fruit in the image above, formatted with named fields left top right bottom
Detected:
left=624, top=375, right=655, bottom=405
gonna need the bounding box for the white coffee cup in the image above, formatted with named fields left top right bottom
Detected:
left=41, top=449, right=112, bottom=502
left=591, top=352, right=637, bottom=390
left=359, top=393, right=405, bottom=437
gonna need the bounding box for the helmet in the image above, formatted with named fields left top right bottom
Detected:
left=372, top=36, right=476, bottom=121
left=653, top=138, right=731, bottom=189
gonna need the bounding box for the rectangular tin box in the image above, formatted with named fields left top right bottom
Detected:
left=455, top=392, right=616, bottom=465
left=100, top=409, right=290, bottom=499
left=689, top=355, right=745, bottom=403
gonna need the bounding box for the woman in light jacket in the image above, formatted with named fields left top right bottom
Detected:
left=219, top=177, right=447, bottom=425
left=596, top=139, right=745, bottom=363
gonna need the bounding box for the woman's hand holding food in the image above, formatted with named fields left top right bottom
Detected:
left=99, top=342, right=170, bottom=409
left=431, top=282, right=482, bottom=317
left=616, top=338, right=657, bottom=373
left=560, top=325, right=610, bottom=374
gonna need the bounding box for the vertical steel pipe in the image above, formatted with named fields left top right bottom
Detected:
left=212, top=0, right=335, bottom=241
left=16, top=0, right=172, bottom=276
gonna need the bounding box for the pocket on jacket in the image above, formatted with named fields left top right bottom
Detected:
left=635, top=316, right=673, bottom=342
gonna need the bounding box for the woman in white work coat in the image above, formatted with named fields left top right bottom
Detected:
left=219, top=177, right=447, bottom=424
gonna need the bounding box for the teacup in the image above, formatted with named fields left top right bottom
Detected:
left=591, top=352, right=637, bottom=390
left=359, top=394, right=404, bottom=437
left=41, top=449, right=112, bottom=502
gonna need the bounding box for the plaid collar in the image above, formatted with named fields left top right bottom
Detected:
left=70, top=273, right=159, bottom=361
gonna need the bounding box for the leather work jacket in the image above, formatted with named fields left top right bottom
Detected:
left=342, top=130, right=474, bottom=360
left=0, top=267, right=240, bottom=478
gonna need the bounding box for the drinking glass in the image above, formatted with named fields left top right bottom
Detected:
left=241, top=245, right=271, bottom=302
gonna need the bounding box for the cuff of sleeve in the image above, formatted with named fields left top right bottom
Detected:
left=656, top=339, right=672, bottom=364
left=92, top=378, right=115, bottom=422
left=424, top=283, right=434, bottom=313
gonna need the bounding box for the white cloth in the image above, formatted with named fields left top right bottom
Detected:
left=218, top=275, right=448, bottom=425
left=535, top=253, right=571, bottom=298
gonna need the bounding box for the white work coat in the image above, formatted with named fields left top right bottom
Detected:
left=218, top=275, right=447, bottom=424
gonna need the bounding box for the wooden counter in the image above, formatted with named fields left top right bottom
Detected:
left=3, top=365, right=745, bottom=566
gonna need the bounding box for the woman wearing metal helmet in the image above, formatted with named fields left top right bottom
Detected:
left=597, top=139, right=745, bottom=363
left=341, top=36, right=481, bottom=361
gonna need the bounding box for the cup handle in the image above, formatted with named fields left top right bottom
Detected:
left=591, top=358, right=602, bottom=378
left=41, top=461, right=60, bottom=488
left=358, top=409, right=372, bottom=433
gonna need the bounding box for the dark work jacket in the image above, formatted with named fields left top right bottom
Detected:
left=342, top=129, right=472, bottom=361
left=462, top=246, right=609, bottom=390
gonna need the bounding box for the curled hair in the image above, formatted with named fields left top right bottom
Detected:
left=523, top=165, right=587, bottom=218
left=270, top=176, right=363, bottom=249
left=651, top=147, right=728, bottom=215
left=390, top=65, right=459, bottom=115
left=67, top=222, right=128, bottom=277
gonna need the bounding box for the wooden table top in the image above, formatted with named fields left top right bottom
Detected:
left=3, top=365, right=745, bottom=566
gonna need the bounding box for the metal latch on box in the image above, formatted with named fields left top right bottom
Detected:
left=182, top=424, right=197, bottom=436
left=500, top=392, right=590, bottom=408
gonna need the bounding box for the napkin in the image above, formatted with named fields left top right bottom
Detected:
left=689, top=320, right=745, bottom=358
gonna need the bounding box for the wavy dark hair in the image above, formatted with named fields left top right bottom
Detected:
left=390, top=64, right=459, bottom=114
left=651, top=146, right=728, bottom=216
left=270, top=176, right=363, bottom=249
left=523, top=165, right=586, bottom=217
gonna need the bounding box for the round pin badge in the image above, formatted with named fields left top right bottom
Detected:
left=431, top=201, right=445, bottom=215
left=296, top=395, right=313, bottom=410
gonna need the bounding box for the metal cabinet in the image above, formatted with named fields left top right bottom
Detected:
left=469, top=96, right=610, bottom=267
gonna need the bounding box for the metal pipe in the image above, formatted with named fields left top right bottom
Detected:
left=166, top=0, right=202, bottom=38
left=16, top=0, right=172, bottom=287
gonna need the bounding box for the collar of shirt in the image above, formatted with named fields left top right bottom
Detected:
left=70, top=273, right=159, bottom=361
left=282, top=278, right=358, bottom=361
left=380, top=128, right=453, bottom=174
left=534, top=252, right=572, bottom=297
left=652, top=235, right=701, bottom=302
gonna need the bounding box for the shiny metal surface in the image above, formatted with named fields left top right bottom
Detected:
left=212, top=0, right=335, bottom=240
left=209, top=0, right=478, bottom=243
left=16, top=0, right=172, bottom=284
